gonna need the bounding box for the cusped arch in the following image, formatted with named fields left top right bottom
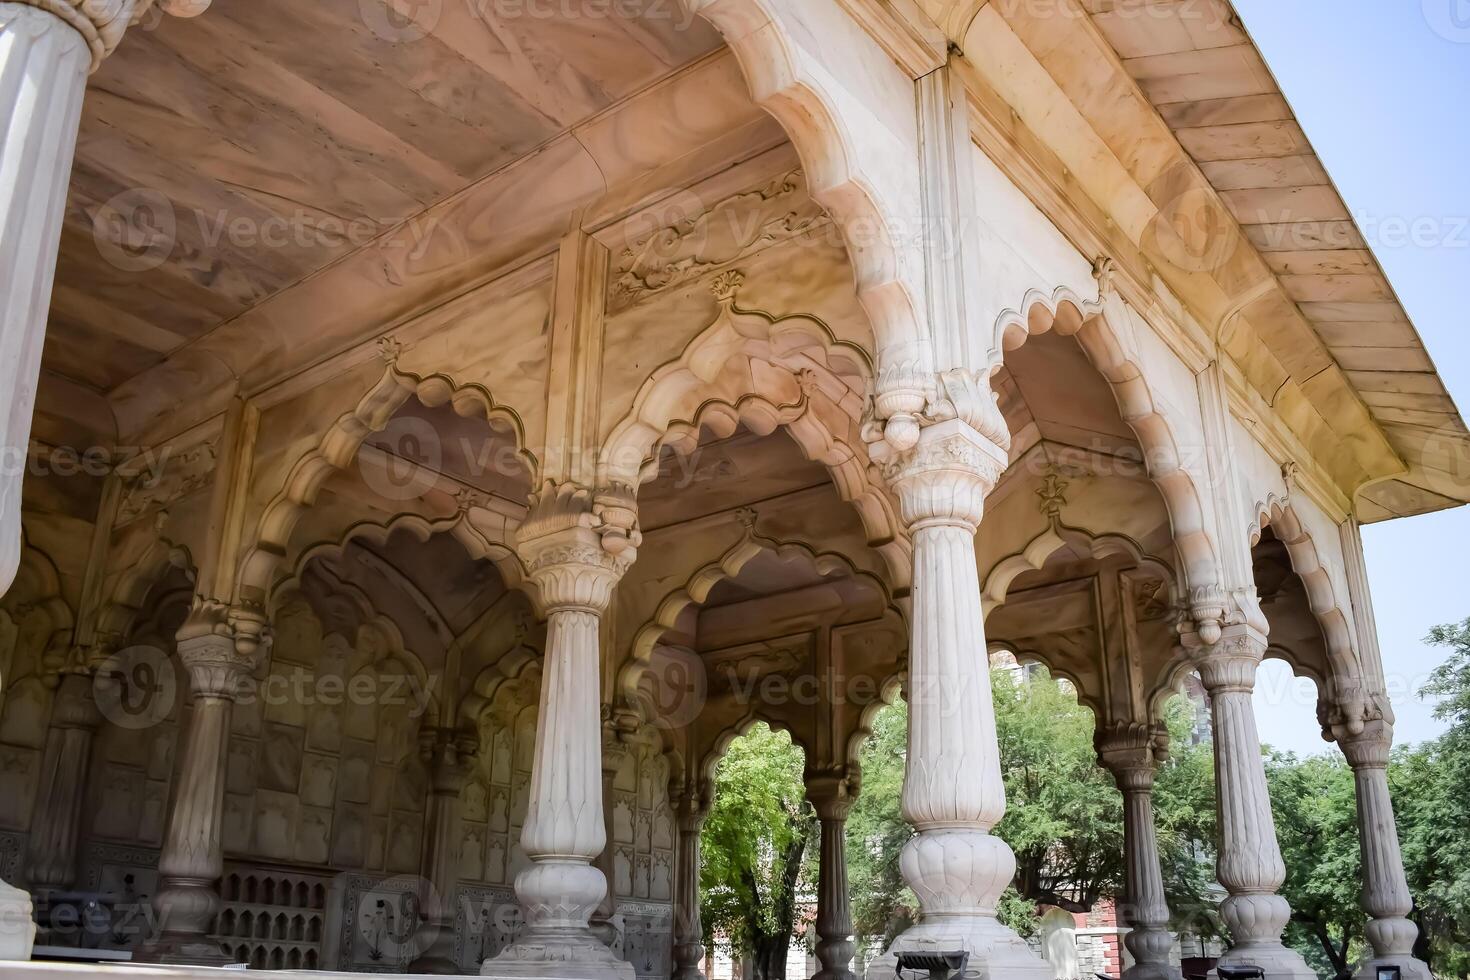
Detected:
left=990, top=286, right=1221, bottom=602
left=96, top=526, right=195, bottom=642
left=1249, top=496, right=1362, bottom=691
left=682, top=0, right=929, bottom=369
left=981, top=518, right=1177, bottom=619
left=697, top=709, right=808, bottom=791
left=617, top=525, right=894, bottom=716
left=271, top=512, right=525, bottom=617
left=601, top=279, right=910, bottom=590
left=238, top=364, right=535, bottom=602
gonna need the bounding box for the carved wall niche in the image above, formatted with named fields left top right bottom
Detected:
left=81, top=575, right=193, bottom=849
left=227, top=595, right=431, bottom=874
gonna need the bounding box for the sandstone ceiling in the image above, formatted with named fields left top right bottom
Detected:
left=47, top=0, right=723, bottom=418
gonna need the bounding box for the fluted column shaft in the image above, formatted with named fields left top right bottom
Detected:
left=0, top=2, right=88, bottom=601
left=1335, top=722, right=1429, bottom=980
left=671, top=792, right=708, bottom=980
left=485, top=492, right=637, bottom=979
left=410, top=729, right=475, bottom=974
left=147, top=611, right=261, bottom=965
left=1097, top=725, right=1178, bottom=980
left=590, top=732, right=628, bottom=948
left=869, top=418, right=1050, bottom=979
left=808, top=778, right=856, bottom=980
left=1195, top=629, right=1313, bottom=979
left=25, top=671, right=102, bottom=890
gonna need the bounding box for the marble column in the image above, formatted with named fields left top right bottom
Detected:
left=1331, top=716, right=1430, bottom=980
left=1194, top=627, right=1314, bottom=979
left=868, top=417, right=1051, bottom=980
left=483, top=493, right=636, bottom=980
left=590, top=728, right=628, bottom=950
left=410, top=727, right=477, bottom=974
left=24, top=670, right=102, bottom=892
left=1096, top=723, right=1179, bottom=980
left=807, top=775, right=856, bottom=980
left=671, top=786, right=709, bottom=980
left=144, top=607, right=262, bottom=964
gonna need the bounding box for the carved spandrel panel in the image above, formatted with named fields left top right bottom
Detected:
left=607, top=169, right=826, bottom=314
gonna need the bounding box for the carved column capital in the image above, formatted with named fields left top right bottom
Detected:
left=868, top=418, right=1008, bottom=531
left=1334, top=716, right=1393, bottom=770
left=1095, top=722, right=1167, bottom=792
left=806, top=772, right=857, bottom=822
left=5, top=0, right=210, bottom=72
left=49, top=669, right=102, bottom=730
left=173, top=600, right=266, bottom=702
left=672, top=782, right=713, bottom=833
left=517, top=482, right=638, bottom=614
left=1187, top=624, right=1268, bottom=694
left=420, top=727, right=477, bottom=794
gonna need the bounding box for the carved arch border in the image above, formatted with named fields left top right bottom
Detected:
left=616, top=524, right=895, bottom=718
left=600, top=281, right=911, bottom=591
left=270, top=512, right=526, bottom=618
left=980, top=518, right=1177, bottom=620
left=989, top=286, right=1222, bottom=604
left=682, top=0, right=928, bottom=368
left=238, top=365, right=536, bottom=602
left=1248, top=495, right=1363, bottom=692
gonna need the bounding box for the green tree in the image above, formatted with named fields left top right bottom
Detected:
left=843, top=673, right=1220, bottom=952
left=700, top=723, right=818, bottom=980
left=1264, top=750, right=1363, bottom=978
left=1151, top=696, right=1221, bottom=940
left=1396, top=617, right=1470, bottom=975
left=992, top=668, right=1124, bottom=912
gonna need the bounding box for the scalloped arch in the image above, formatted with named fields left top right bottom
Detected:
left=1249, top=497, right=1362, bottom=689
left=682, top=0, right=928, bottom=367
left=990, top=286, right=1221, bottom=600
left=601, top=292, right=910, bottom=591
left=96, top=530, right=195, bottom=641
left=617, top=528, right=893, bottom=716
left=238, top=366, right=534, bottom=601
left=697, top=710, right=807, bottom=791
left=270, top=512, right=525, bottom=616
left=981, top=520, right=1176, bottom=619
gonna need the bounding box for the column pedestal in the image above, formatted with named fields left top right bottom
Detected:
left=1097, top=724, right=1181, bottom=980
left=409, top=728, right=476, bottom=974
left=867, top=419, right=1052, bottom=980
left=142, top=610, right=261, bottom=965
left=482, top=503, right=635, bottom=980
left=808, top=776, right=856, bottom=980
left=671, top=787, right=709, bottom=980
left=1193, top=628, right=1314, bottom=980
left=1333, top=718, right=1430, bottom=980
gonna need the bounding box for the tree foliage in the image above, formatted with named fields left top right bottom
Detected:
left=700, top=723, right=817, bottom=980
left=1263, top=750, right=1363, bottom=978
left=1395, top=618, right=1470, bottom=975
left=842, top=671, right=1220, bottom=954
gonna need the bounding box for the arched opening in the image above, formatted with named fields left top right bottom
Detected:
left=700, top=721, right=816, bottom=980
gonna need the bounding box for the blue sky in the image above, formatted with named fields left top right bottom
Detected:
left=1229, top=1, right=1470, bottom=755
